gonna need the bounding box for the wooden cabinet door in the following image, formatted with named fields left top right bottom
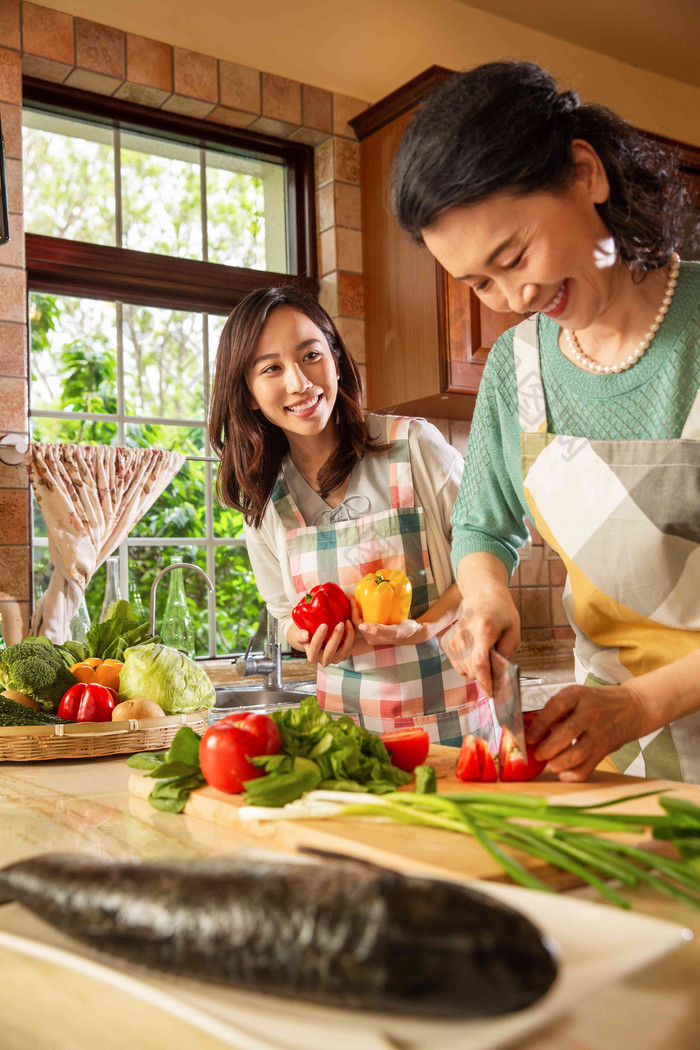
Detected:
left=441, top=271, right=520, bottom=394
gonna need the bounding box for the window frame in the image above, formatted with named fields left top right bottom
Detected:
left=24, top=76, right=318, bottom=657
left=23, top=76, right=318, bottom=311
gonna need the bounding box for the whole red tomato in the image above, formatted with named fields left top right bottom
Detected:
left=199, top=712, right=281, bottom=794
left=380, top=728, right=430, bottom=772
left=498, top=712, right=548, bottom=782
left=292, top=582, right=351, bottom=642
left=57, top=682, right=115, bottom=722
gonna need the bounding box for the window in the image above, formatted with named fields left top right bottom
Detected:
left=24, top=79, right=317, bottom=657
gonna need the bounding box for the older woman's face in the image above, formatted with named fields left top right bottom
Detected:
left=421, top=142, right=617, bottom=333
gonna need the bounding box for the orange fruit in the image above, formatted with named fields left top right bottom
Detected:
left=70, top=662, right=97, bottom=684
left=84, top=658, right=103, bottom=668
left=95, top=664, right=120, bottom=691
left=102, top=659, right=124, bottom=670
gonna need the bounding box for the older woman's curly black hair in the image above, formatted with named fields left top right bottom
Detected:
left=392, top=61, right=690, bottom=273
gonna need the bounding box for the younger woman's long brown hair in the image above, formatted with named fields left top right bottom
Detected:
left=209, top=285, right=389, bottom=528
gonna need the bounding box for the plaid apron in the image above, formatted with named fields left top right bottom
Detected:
left=271, top=415, right=483, bottom=743
left=514, top=316, right=700, bottom=781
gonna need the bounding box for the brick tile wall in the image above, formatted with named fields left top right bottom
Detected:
left=0, top=2, right=572, bottom=644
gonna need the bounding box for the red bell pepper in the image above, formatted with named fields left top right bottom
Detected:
left=57, top=682, right=116, bottom=722
left=292, top=582, right=351, bottom=642
left=456, top=734, right=498, bottom=782
left=498, top=712, right=548, bottom=782
left=380, top=728, right=430, bottom=772
left=199, top=712, right=282, bottom=794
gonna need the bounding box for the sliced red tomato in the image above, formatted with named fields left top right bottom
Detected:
left=380, top=728, right=430, bottom=772
left=456, top=734, right=497, bottom=782
left=498, top=712, right=548, bottom=782
left=199, top=713, right=281, bottom=794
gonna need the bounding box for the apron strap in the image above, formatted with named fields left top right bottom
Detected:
left=513, top=316, right=548, bottom=434
left=385, top=414, right=416, bottom=509
left=270, top=475, right=306, bottom=530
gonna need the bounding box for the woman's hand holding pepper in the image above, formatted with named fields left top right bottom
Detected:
left=286, top=620, right=356, bottom=667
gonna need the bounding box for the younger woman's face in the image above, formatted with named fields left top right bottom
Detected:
left=245, top=306, right=339, bottom=442
left=421, top=141, right=618, bottom=333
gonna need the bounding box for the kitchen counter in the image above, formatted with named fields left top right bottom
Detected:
left=1, top=751, right=698, bottom=1050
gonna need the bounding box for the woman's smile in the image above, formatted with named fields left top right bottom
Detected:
left=541, top=281, right=569, bottom=318
left=285, top=393, right=323, bottom=416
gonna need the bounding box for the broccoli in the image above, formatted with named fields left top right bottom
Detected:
left=0, top=642, right=78, bottom=712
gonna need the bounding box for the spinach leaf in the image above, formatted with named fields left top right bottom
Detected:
left=244, top=768, right=321, bottom=807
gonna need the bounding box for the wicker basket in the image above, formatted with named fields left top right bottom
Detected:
left=0, top=709, right=210, bottom=762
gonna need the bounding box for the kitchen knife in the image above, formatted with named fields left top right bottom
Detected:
left=489, top=648, right=527, bottom=757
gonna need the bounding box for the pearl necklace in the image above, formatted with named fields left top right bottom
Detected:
left=563, top=253, right=680, bottom=374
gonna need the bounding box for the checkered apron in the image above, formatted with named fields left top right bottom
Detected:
left=514, top=316, right=700, bottom=781
left=271, top=415, right=484, bottom=743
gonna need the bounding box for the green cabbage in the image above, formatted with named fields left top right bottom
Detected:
left=119, top=643, right=214, bottom=714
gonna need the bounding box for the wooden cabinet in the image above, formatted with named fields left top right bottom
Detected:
left=351, top=69, right=700, bottom=422
left=350, top=67, right=520, bottom=421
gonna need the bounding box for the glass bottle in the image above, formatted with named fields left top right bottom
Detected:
left=69, top=594, right=92, bottom=643
left=128, top=575, right=147, bottom=622
left=160, top=558, right=195, bottom=657
left=100, top=556, right=123, bottom=622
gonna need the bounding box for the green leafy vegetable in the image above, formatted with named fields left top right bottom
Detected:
left=243, top=697, right=411, bottom=806
left=85, top=599, right=161, bottom=662
left=119, top=643, right=215, bottom=713
left=244, top=768, right=322, bottom=807
left=0, top=642, right=78, bottom=712
left=127, top=726, right=205, bottom=812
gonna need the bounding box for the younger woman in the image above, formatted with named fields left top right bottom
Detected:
left=209, top=285, right=483, bottom=744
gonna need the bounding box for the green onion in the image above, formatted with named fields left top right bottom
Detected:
left=308, top=787, right=700, bottom=911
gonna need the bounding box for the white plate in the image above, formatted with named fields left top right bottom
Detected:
left=0, top=877, right=691, bottom=1050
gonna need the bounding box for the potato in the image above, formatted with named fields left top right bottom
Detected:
left=1, top=689, right=40, bottom=710
left=112, top=698, right=165, bottom=721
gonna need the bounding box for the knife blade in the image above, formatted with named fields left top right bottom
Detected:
left=489, top=648, right=527, bottom=757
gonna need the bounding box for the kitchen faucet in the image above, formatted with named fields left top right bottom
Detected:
left=235, top=610, right=282, bottom=689
left=149, top=562, right=215, bottom=636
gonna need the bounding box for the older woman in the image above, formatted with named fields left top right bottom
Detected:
left=392, top=60, right=700, bottom=782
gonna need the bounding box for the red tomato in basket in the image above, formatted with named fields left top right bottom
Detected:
left=199, top=712, right=282, bottom=794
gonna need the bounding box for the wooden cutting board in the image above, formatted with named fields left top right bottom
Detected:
left=128, top=745, right=700, bottom=889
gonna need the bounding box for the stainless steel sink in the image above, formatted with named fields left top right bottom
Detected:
left=213, top=679, right=316, bottom=710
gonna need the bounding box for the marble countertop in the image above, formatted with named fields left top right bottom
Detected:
left=1, top=726, right=700, bottom=1049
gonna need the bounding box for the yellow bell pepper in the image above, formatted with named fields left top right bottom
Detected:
left=354, top=570, right=412, bottom=625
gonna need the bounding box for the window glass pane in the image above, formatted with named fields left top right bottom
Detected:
left=125, top=423, right=206, bottom=455
left=23, top=110, right=116, bottom=245
left=212, top=466, right=245, bottom=539
left=128, top=545, right=209, bottom=656
left=215, top=545, right=264, bottom=655
left=206, top=150, right=287, bottom=272
left=30, top=293, right=118, bottom=413
left=32, top=547, right=51, bottom=607
left=120, top=131, right=203, bottom=259
left=30, top=417, right=119, bottom=446
left=132, top=458, right=206, bottom=539
left=123, top=305, right=205, bottom=420
left=32, top=548, right=106, bottom=632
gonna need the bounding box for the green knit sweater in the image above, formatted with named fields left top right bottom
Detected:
left=451, top=260, right=700, bottom=577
